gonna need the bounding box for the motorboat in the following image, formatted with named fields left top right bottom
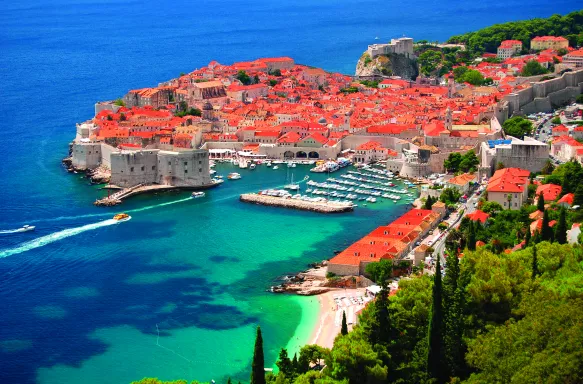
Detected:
left=212, top=177, right=224, bottom=184
left=113, top=213, right=131, bottom=222
left=17, top=225, right=35, bottom=232
left=266, top=161, right=272, bottom=167
left=228, top=172, right=241, bottom=180
left=273, top=166, right=279, bottom=170
left=249, top=163, right=256, bottom=170
left=191, top=192, right=205, bottom=198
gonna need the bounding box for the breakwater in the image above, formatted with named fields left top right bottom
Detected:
left=240, top=193, right=354, bottom=213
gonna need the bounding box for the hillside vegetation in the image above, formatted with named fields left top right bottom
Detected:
left=448, top=9, right=583, bottom=54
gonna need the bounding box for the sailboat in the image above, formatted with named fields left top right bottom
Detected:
left=284, top=172, right=300, bottom=191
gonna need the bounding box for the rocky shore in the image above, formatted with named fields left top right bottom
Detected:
left=240, top=193, right=354, bottom=213
left=62, top=157, right=111, bottom=184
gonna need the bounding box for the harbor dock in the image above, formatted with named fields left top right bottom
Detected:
left=240, top=193, right=354, bottom=213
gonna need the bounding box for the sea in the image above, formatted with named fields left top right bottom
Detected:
left=0, top=1, right=579, bottom=383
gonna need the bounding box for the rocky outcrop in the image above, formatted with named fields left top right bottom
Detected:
left=355, top=52, right=419, bottom=80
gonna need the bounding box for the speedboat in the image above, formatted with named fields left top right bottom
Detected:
left=212, top=177, right=224, bottom=184
left=191, top=192, right=205, bottom=198
left=17, top=225, right=35, bottom=232
left=249, top=163, right=256, bottom=170
left=273, top=166, right=279, bottom=170
left=113, top=213, right=131, bottom=222
left=228, top=172, right=241, bottom=180
left=266, top=161, right=272, bottom=167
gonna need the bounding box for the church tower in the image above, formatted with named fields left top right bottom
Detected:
left=445, top=107, right=453, bottom=131
left=447, top=74, right=455, bottom=98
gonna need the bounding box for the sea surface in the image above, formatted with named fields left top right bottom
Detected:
left=0, top=1, right=580, bottom=383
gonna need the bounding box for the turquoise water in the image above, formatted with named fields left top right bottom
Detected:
left=1, top=0, right=581, bottom=382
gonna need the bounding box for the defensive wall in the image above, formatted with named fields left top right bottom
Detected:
left=500, top=69, right=583, bottom=120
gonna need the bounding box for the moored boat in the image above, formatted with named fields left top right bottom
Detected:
left=191, top=192, right=205, bottom=198
left=228, top=172, right=241, bottom=180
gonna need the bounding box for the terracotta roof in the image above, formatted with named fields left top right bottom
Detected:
left=466, top=210, right=490, bottom=224
left=535, top=184, right=562, bottom=202
left=487, top=168, right=530, bottom=193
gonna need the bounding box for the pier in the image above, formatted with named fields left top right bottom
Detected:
left=94, top=184, right=176, bottom=206
left=240, top=193, right=354, bottom=213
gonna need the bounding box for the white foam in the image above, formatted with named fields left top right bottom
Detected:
left=0, top=229, right=21, bottom=234
left=0, top=219, right=118, bottom=258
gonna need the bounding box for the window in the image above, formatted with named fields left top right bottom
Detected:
left=152, top=166, right=155, bottom=170
left=184, top=170, right=188, bottom=173
left=370, top=253, right=375, bottom=258
left=168, top=162, right=171, bottom=166
left=504, top=202, right=507, bottom=206
left=130, top=167, right=134, bottom=172
left=141, top=166, right=144, bottom=171
left=184, top=162, right=188, bottom=166
left=515, top=194, right=517, bottom=198
left=199, top=168, right=202, bottom=172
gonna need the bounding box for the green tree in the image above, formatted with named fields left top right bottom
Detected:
left=424, top=195, right=434, bottom=210
left=577, top=93, right=583, bottom=104
left=459, top=151, right=479, bottom=173
left=276, top=348, right=293, bottom=378
left=520, top=60, right=548, bottom=77
left=444, top=152, right=462, bottom=172
left=537, top=192, right=545, bottom=211
left=341, top=311, right=348, bottom=336
left=328, top=331, right=385, bottom=384
left=443, top=251, right=464, bottom=378
left=551, top=116, right=562, bottom=124
left=418, top=50, right=443, bottom=75
left=460, top=69, right=484, bottom=85
left=541, top=210, right=553, bottom=242
left=574, top=184, right=583, bottom=206
left=555, top=207, right=567, bottom=244
left=237, top=70, right=252, bottom=85
left=541, top=160, right=555, bottom=175
left=467, top=221, right=477, bottom=251
left=440, top=187, right=462, bottom=205
left=114, top=98, right=125, bottom=107
left=364, top=259, right=393, bottom=283
left=251, top=326, right=266, bottom=384
left=269, top=79, right=278, bottom=87
left=299, top=344, right=327, bottom=368
left=371, top=275, right=392, bottom=346
left=426, top=257, right=446, bottom=383
left=532, top=244, right=539, bottom=279
left=480, top=201, right=503, bottom=214
left=524, top=227, right=531, bottom=247
left=453, top=66, right=469, bottom=81
left=502, top=116, right=533, bottom=139
left=496, top=162, right=505, bottom=170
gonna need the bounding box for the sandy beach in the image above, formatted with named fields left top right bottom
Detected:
left=308, top=288, right=370, bottom=349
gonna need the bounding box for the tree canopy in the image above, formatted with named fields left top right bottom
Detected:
left=502, top=116, right=533, bottom=139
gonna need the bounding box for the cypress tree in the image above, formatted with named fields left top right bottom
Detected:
left=533, top=230, right=541, bottom=244
left=443, top=252, right=463, bottom=378
left=371, top=273, right=392, bottom=345
left=341, top=311, right=348, bottom=335
left=537, top=192, right=545, bottom=212
left=291, top=353, right=298, bottom=376
left=532, top=245, right=539, bottom=280
left=574, top=184, right=583, bottom=206
left=524, top=227, right=531, bottom=247
left=427, top=257, right=446, bottom=383
left=227, top=379, right=232, bottom=384
left=555, top=207, right=567, bottom=244
left=467, top=221, right=476, bottom=251
left=425, top=195, right=434, bottom=210
left=541, top=209, right=553, bottom=242
left=251, top=326, right=266, bottom=384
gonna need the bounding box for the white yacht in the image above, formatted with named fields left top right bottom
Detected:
left=191, top=192, right=205, bottom=198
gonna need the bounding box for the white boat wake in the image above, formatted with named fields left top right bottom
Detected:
left=0, top=219, right=118, bottom=259
left=0, top=229, right=22, bottom=234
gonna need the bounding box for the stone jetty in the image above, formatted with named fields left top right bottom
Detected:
left=94, top=184, right=176, bottom=206
left=240, top=193, right=354, bottom=213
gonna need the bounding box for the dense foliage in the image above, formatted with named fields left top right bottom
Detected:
left=444, top=150, right=479, bottom=173
left=502, top=116, right=533, bottom=139
left=448, top=10, right=583, bottom=54
left=520, top=60, right=549, bottom=77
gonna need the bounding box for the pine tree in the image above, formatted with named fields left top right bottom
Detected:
left=537, top=192, right=545, bottom=212
left=574, top=184, right=583, bottom=206
left=541, top=209, right=553, bottom=242
left=555, top=207, right=567, bottom=244
left=533, top=230, right=541, bottom=244
left=251, top=326, right=266, bottom=384
left=227, top=378, right=232, bottom=384
left=427, top=257, right=446, bottom=383
left=524, top=227, right=531, bottom=247
left=341, top=311, right=348, bottom=335
left=276, top=348, right=293, bottom=378
left=532, top=245, right=539, bottom=279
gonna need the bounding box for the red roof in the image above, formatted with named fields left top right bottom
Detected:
left=277, top=131, right=302, bottom=144
left=558, top=193, right=574, bottom=206
left=535, top=184, right=562, bottom=202
left=487, top=168, right=530, bottom=193
left=466, top=210, right=490, bottom=224
left=532, top=36, right=568, bottom=42
left=357, top=141, right=384, bottom=150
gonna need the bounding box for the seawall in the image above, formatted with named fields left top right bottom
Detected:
left=240, top=193, right=354, bottom=213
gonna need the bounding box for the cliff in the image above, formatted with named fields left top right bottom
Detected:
left=355, top=52, right=418, bottom=80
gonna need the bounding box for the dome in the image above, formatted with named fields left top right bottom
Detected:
left=318, top=117, right=327, bottom=124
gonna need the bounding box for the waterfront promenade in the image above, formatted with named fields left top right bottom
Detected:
left=240, top=193, right=354, bottom=213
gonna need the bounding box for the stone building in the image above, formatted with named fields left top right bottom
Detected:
left=486, top=167, right=530, bottom=210
left=367, top=37, right=414, bottom=59
left=479, top=136, right=549, bottom=175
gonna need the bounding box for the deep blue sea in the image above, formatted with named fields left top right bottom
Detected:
left=0, top=1, right=580, bottom=383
